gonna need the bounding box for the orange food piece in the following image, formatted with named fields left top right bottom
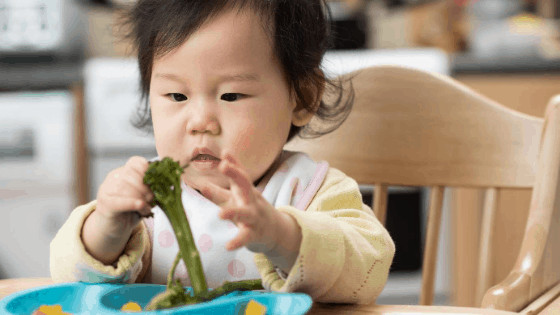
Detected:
left=32, top=304, right=71, bottom=315
left=120, top=301, right=142, bottom=312
left=244, top=299, right=267, bottom=315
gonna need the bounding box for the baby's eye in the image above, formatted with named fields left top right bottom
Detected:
left=221, top=93, right=245, bottom=102
left=167, top=93, right=188, bottom=102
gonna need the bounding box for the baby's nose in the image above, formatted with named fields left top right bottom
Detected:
left=189, top=120, right=221, bottom=135
left=186, top=103, right=221, bottom=135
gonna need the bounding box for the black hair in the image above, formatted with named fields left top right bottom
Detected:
left=118, top=0, right=353, bottom=142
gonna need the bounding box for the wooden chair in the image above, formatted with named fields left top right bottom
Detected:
left=285, top=65, right=560, bottom=313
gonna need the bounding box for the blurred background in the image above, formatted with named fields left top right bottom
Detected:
left=0, top=0, right=559, bottom=308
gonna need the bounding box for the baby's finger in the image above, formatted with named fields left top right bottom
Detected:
left=226, top=225, right=251, bottom=251
left=126, top=156, right=150, bottom=175
left=199, top=181, right=231, bottom=205
left=104, top=174, right=153, bottom=205
left=219, top=206, right=253, bottom=225
left=123, top=171, right=154, bottom=202
left=220, top=159, right=253, bottom=204
left=223, top=152, right=241, bottom=166
left=99, top=195, right=152, bottom=216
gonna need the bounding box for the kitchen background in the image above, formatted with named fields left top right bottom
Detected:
left=0, top=0, right=559, bottom=308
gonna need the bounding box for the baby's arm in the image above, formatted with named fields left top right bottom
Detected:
left=50, top=201, right=150, bottom=283
left=254, top=168, right=395, bottom=304
left=50, top=156, right=154, bottom=283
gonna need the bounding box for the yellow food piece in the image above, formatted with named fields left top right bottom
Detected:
left=120, top=302, right=142, bottom=312
left=244, top=300, right=267, bottom=315
left=34, top=304, right=71, bottom=315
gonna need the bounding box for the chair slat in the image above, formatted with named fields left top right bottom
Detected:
left=420, top=186, right=445, bottom=305
left=476, top=187, right=499, bottom=306
left=374, top=184, right=389, bottom=226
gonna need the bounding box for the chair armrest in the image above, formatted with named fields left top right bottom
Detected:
left=482, top=272, right=531, bottom=311
left=482, top=97, right=560, bottom=312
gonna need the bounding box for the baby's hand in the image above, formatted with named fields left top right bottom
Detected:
left=95, top=156, right=154, bottom=231
left=200, top=153, right=281, bottom=254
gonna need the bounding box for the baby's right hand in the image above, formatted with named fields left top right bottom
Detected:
left=95, top=156, right=154, bottom=231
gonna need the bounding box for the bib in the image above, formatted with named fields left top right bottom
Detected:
left=150, top=151, right=329, bottom=287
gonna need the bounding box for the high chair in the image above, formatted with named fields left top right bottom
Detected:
left=285, top=65, right=560, bottom=313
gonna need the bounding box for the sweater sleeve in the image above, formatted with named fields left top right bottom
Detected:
left=49, top=200, right=150, bottom=283
left=253, top=168, right=395, bottom=304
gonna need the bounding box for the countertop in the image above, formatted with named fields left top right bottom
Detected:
left=0, top=56, right=84, bottom=91
left=451, top=52, right=560, bottom=74
left=1, top=49, right=560, bottom=91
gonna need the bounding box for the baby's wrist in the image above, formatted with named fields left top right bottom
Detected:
left=82, top=207, right=136, bottom=265
left=263, top=211, right=302, bottom=273
left=89, top=206, right=135, bottom=239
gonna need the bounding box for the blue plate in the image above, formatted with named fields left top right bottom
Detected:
left=0, top=282, right=312, bottom=314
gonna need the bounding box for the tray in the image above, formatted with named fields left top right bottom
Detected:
left=0, top=282, right=312, bottom=314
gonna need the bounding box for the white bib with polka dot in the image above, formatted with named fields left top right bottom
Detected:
left=150, top=151, right=329, bottom=287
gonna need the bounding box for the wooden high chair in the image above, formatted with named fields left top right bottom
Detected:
left=285, top=65, right=560, bottom=313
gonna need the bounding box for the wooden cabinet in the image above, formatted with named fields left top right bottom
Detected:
left=450, top=73, right=560, bottom=307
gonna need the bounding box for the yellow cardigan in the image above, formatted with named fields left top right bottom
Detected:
left=50, top=167, right=395, bottom=304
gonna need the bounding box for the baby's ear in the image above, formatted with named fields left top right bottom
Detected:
left=292, top=105, right=314, bottom=127
left=292, top=70, right=325, bottom=127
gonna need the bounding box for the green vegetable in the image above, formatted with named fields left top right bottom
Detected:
left=143, top=157, right=263, bottom=310
left=143, top=157, right=207, bottom=296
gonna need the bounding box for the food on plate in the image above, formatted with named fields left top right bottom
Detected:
left=31, top=304, right=71, bottom=315
left=244, top=299, right=267, bottom=315
left=120, top=301, right=142, bottom=312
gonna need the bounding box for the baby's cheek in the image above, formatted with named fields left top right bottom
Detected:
left=232, top=125, right=256, bottom=150
left=229, top=128, right=256, bottom=164
left=230, top=119, right=282, bottom=183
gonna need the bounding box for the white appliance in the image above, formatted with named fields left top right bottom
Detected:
left=0, top=90, right=74, bottom=278
left=84, top=58, right=157, bottom=200
left=323, top=48, right=449, bottom=77
left=0, top=0, right=86, bottom=56
left=85, top=48, right=451, bottom=303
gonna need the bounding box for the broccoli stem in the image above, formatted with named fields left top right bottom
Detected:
left=144, top=157, right=265, bottom=310
left=164, top=183, right=208, bottom=296
left=144, top=158, right=208, bottom=296
left=201, top=279, right=264, bottom=301
left=167, top=253, right=181, bottom=288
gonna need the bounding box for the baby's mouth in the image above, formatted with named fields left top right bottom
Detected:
left=192, top=154, right=220, bottom=161
left=190, top=154, right=221, bottom=170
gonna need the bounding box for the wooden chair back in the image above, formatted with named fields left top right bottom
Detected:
left=284, top=65, right=560, bottom=312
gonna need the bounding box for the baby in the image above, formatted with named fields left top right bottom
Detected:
left=50, top=0, right=395, bottom=304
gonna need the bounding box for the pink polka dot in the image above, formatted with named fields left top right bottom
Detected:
left=228, top=259, right=246, bottom=278
left=198, top=234, right=213, bottom=252
left=158, top=230, right=175, bottom=248
left=226, top=221, right=236, bottom=229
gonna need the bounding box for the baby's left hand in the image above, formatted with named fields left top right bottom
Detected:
left=200, top=153, right=281, bottom=254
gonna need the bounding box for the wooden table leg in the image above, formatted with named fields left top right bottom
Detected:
left=71, top=83, right=90, bottom=207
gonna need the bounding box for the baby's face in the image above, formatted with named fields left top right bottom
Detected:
left=149, top=8, right=307, bottom=190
